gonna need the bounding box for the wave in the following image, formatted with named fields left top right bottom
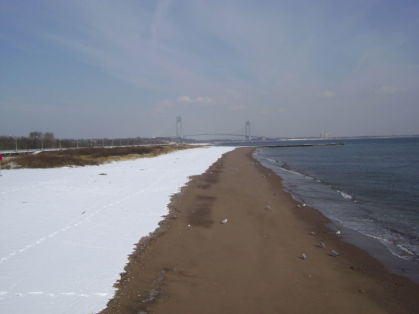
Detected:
left=260, top=155, right=354, bottom=201
left=271, top=158, right=353, bottom=201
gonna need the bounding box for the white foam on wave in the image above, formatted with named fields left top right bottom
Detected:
left=396, top=244, right=415, bottom=256
left=337, top=190, right=353, bottom=200
left=281, top=167, right=304, bottom=176
left=365, top=233, right=416, bottom=260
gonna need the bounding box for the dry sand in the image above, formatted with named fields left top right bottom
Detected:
left=102, top=147, right=419, bottom=314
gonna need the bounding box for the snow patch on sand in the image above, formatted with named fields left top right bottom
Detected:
left=0, top=146, right=233, bottom=314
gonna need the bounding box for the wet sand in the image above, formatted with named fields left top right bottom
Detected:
left=102, top=147, right=419, bottom=314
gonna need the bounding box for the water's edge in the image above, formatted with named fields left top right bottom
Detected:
left=252, top=149, right=419, bottom=285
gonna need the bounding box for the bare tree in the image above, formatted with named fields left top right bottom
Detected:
left=43, top=132, right=55, bottom=148
left=29, top=132, right=43, bottom=148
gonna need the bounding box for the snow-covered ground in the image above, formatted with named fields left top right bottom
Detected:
left=0, top=146, right=233, bottom=314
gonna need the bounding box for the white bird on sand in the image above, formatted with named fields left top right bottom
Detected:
left=330, top=250, right=340, bottom=257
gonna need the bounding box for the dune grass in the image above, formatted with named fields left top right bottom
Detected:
left=2, top=145, right=199, bottom=169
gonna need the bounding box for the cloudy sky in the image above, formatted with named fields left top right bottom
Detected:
left=1, top=0, right=419, bottom=138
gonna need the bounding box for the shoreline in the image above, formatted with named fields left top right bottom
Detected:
left=254, top=149, right=419, bottom=285
left=102, top=147, right=419, bottom=314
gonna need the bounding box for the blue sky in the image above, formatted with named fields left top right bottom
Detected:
left=1, top=0, right=419, bottom=138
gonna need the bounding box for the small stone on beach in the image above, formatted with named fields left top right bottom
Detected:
left=220, top=218, right=228, bottom=224
left=299, top=253, right=308, bottom=260
left=309, top=231, right=316, bottom=236
left=336, top=230, right=342, bottom=236
left=142, top=288, right=160, bottom=304
left=319, top=241, right=326, bottom=248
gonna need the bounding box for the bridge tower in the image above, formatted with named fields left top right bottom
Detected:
left=245, top=120, right=251, bottom=141
left=176, top=116, right=183, bottom=142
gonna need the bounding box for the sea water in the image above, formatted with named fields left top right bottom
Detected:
left=252, top=137, right=419, bottom=282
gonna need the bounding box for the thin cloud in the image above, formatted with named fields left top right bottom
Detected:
left=374, top=85, right=407, bottom=95
left=154, top=95, right=213, bottom=114
left=177, top=96, right=193, bottom=104
left=177, top=96, right=213, bottom=104
left=195, top=96, right=212, bottom=104
left=228, top=104, right=246, bottom=111
left=318, top=90, right=336, bottom=98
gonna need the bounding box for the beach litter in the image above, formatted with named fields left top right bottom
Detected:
left=220, top=218, right=228, bottom=224
left=329, top=250, right=340, bottom=257
left=299, top=253, right=308, bottom=260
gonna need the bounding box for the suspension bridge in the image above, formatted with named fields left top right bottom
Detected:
left=176, top=117, right=254, bottom=141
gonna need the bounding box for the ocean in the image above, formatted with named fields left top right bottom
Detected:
left=250, top=137, right=419, bottom=283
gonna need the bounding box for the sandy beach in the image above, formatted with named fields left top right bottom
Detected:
left=102, top=147, right=419, bottom=314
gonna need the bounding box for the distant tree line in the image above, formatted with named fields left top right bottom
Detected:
left=0, top=132, right=176, bottom=151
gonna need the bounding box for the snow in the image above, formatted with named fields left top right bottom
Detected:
left=0, top=146, right=233, bottom=314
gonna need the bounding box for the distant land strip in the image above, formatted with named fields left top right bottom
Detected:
left=262, top=142, right=344, bottom=148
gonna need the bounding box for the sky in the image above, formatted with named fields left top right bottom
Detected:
left=1, top=0, right=419, bottom=139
